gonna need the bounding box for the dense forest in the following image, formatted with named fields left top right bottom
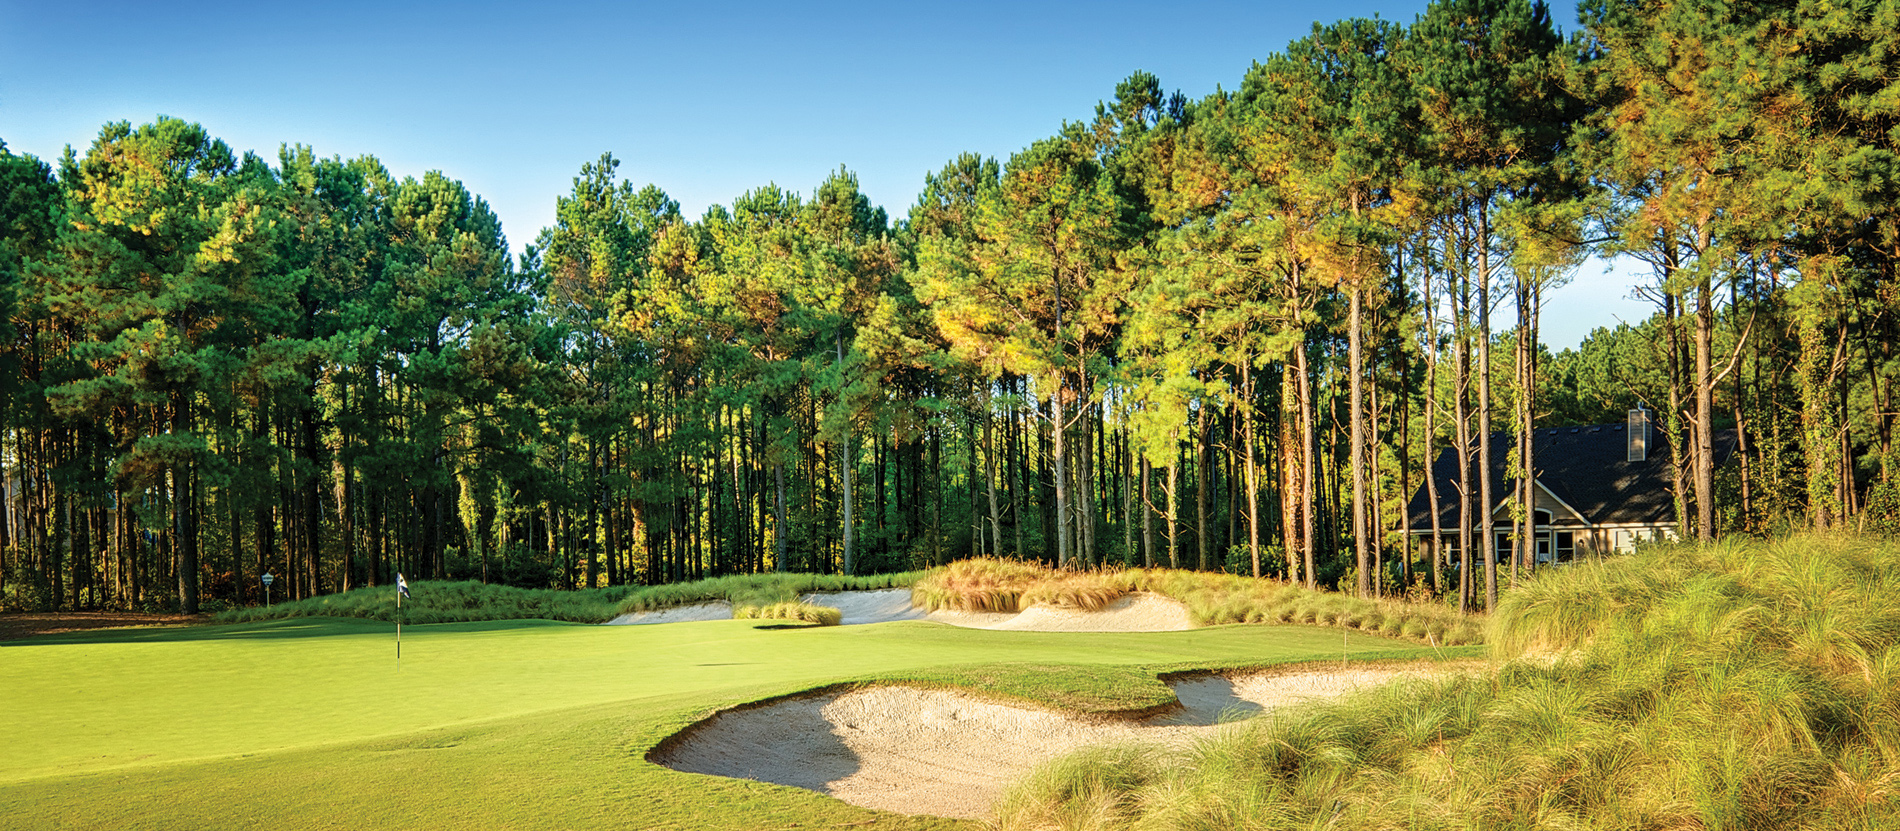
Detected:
left=1, top=0, right=1895, bottom=616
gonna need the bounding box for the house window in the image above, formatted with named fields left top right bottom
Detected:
left=1556, top=531, right=1575, bottom=562
left=1495, top=532, right=1512, bottom=563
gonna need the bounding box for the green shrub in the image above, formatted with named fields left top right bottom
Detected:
left=215, top=580, right=632, bottom=624
left=213, top=569, right=929, bottom=625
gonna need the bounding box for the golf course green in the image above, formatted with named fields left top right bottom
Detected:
left=0, top=614, right=1456, bottom=830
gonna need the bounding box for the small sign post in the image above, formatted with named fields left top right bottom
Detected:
left=262, top=573, right=274, bottom=607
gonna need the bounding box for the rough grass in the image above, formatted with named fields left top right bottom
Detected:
left=913, top=558, right=1482, bottom=646
left=995, top=534, right=1900, bottom=831
left=210, top=570, right=928, bottom=625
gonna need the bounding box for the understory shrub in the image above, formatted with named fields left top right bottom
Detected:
left=215, top=569, right=928, bottom=625
left=215, top=579, right=632, bottom=624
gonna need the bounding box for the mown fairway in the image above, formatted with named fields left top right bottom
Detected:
left=0, top=617, right=1450, bottom=830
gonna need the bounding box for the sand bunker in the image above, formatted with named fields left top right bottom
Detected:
left=653, top=664, right=1442, bottom=819
left=605, top=601, right=733, bottom=626
left=802, top=588, right=1192, bottom=631
left=937, top=592, right=1193, bottom=632
left=607, top=589, right=1196, bottom=633
left=799, top=589, right=933, bottom=625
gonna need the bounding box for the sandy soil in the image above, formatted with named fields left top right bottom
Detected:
left=802, top=589, right=1193, bottom=631
left=800, top=589, right=932, bottom=625
left=604, top=589, right=1196, bottom=633
left=653, top=663, right=1450, bottom=820
left=604, top=601, right=734, bottom=626
left=945, top=592, right=1193, bottom=632
left=0, top=611, right=209, bottom=642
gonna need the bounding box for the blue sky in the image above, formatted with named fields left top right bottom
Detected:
left=1, top=0, right=1651, bottom=349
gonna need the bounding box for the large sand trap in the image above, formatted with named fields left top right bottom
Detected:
left=605, top=601, right=733, bottom=626
left=799, top=589, right=932, bottom=625
left=940, top=592, right=1193, bottom=632
left=607, top=589, right=1197, bottom=632
left=804, top=589, right=1194, bottom=631
left=652, top=664, right=1446, bottom=819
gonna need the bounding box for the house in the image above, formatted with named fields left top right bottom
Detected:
left=1404, top=409, right=1737, bottom=564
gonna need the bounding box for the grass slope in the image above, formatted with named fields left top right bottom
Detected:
left=997, top=534, right=1900, bottom=830
left=0, top=614, right=1458, bottom=830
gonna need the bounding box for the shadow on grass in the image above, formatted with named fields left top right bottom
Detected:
left=0, top=616, right=579, bottom=647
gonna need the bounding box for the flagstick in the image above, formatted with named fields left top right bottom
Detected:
left=396, top=584, right=402, bottom=670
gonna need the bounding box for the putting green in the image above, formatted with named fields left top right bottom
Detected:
left=0, top=616, right=1465, bottom=830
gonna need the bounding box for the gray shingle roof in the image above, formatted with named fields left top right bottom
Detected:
left=1404, top=421, right=1738, bottom=530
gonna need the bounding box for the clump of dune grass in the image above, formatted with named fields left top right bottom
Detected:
left=991, top=742, right=1166, bottom=830
left=1019, top=570, right=1143, bottom=611
left=1142, top=568, right=1483, bottom=646
left=913, top=557, right=1478, bottom=645
left=732, top=601, right=843, bottom=626
left=910, top=557, right=1058, bottom=612
left=995, top=534, right=1900, bottom=831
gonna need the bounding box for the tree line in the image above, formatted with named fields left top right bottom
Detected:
left=1, top=0, right=1894, bottom=615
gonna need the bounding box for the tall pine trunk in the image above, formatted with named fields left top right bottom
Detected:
left=1454, top=259, right=1474, bottom=614
left=1296, top=339, right=1318, bottom=590
left=1196, top=404, right=1210, bottom=572
left=1242, top=362, right=1262, bottom=578
left=1477, top=203, right=1496, bottom=613
left=985, top=405, right=1003, bottom=560
left=1693, top=273, right=1717, bottom=540
left=1349, top=285, right=1369, bottom=597
left=838, top=334, right=855, bottom=575
left=171, top=393, right=199, bottom=615
left=1052, top=382, right=1072, bottom=568
left=774, top=462, right=788, bottom=572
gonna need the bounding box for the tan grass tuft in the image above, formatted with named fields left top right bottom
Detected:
left=732, top=602, right=842, bottom=626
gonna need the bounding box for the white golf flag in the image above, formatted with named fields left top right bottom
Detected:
left=397, top=573, right=410, bottom=599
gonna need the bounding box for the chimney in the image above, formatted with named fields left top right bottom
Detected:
left=1627, top=408, right=1650, bottom=462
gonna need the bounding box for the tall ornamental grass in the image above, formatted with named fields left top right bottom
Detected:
left=912, top=557, right=1481, bottom=646
left=994, top=534, right=1900, bottom=831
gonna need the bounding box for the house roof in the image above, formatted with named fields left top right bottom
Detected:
left=1404, top=420, right=1738, bottom=530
